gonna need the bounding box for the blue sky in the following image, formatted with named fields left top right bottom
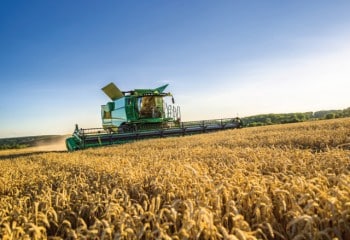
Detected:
left=1, top=1, right=350, bottom=137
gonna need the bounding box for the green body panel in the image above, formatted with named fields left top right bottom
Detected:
left=133, top=84, right=168, bottom=95
left=66, top=137, right=79, bottom=151
left=124, top=96, right=138, bottom=121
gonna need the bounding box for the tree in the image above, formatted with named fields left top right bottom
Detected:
left=325, top=113, right=335, bottom=119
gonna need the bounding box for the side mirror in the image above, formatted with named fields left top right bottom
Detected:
left=172, top=97, right=175, bottom=104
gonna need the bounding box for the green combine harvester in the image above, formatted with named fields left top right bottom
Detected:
left=66, top=83, right=242, bottom=151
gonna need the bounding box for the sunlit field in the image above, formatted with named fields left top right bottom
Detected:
left=1, top=118, right=350, bottom=239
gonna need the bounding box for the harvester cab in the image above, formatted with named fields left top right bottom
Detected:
left=101, top=83, right=181, bottom=133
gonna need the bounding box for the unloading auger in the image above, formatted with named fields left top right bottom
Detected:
left=66, top=83, right=241, bottom=151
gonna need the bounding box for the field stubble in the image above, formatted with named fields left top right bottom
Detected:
left=0, top=118, right=350, bottom=239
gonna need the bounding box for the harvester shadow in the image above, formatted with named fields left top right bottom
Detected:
left=0, top=150, right=66, bottom=160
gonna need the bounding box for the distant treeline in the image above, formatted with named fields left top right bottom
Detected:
left=0, top=135, right=66, bottom=150
left=1, top=108, right=349, bottom=150
left=242, top=107, right=350, bottom=127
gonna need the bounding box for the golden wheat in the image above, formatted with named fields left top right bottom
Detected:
left=0, top=118, right=349, bottom=239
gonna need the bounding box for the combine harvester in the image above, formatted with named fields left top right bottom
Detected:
left=66, top=83, right=242, bottom=151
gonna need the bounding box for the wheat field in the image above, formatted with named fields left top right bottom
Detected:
left=1, top=118, right=350, bottom=240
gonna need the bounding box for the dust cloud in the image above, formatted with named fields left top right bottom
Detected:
left=0, top=136, right=68, bottom=159
left=31, top=137, right=67, bottom=152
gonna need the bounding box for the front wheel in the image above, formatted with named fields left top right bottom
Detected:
left=118, top=124, right=136, bottom=133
